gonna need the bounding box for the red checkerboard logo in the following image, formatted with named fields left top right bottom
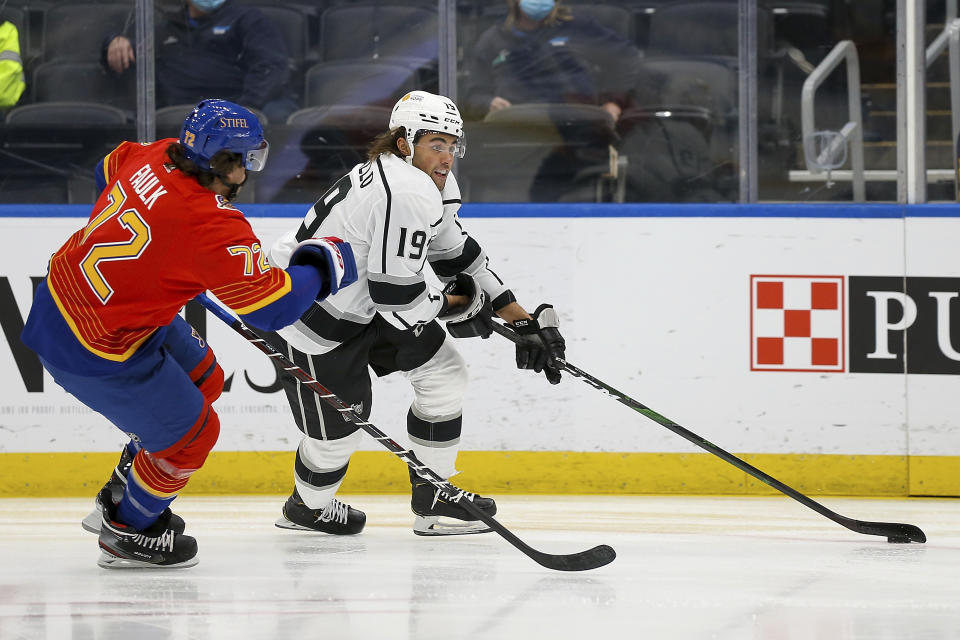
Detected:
left=751, top=275, right=845, bottom=372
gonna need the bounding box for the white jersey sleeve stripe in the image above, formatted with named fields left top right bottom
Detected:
left=376, top=157, right=393, bottom=273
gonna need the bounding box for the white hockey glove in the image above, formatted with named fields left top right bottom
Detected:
left=289, top=236, right=358, bottom=300
left=511, top=304, right=565, bottom=384
left=438, top=273, right=493, bottom=339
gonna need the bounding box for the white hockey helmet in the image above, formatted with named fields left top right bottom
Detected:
left=389, top=91, right=465, bottom=163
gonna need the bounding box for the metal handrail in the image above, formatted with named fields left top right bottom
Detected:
left=801, top=40, right=865, bottom=201
left=925, top=18, right=960, bottom=161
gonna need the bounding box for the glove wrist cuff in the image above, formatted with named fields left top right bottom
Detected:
left=512, top=317, right=540, bottom=335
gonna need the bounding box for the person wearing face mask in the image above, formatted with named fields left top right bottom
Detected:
left=101, top=0, right=297, bottom=123
left=262, top=91, right=567, bottom=537
left=21, top=99, right=358, bottom=568
left=464, top=0, right=641, bottom=122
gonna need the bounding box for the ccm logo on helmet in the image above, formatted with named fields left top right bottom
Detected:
left=219, top=117, right=248, bottom=128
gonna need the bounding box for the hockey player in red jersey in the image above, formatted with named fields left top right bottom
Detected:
left=20, top=99, right=358, bottom=569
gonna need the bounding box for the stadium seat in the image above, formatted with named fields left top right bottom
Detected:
left=646, top=1, right=774, bottom=58
left=321, top=0, right=439, bottom=11
left=303, top=60, right=421, bottom=109
left=5, top=101, right=128, bottom=125
left=462, top=103, right=619, bottom=203
left=253, top=4, right=310, bottom=64
left=484, top=102, right=616, bottom=129
left=42, top=3, right=132, bottom=62
left=286, top=105, right=391, bottom=128
left=31, top=61, right=134, bottom=113
left=569, top=4, right=635, bottom=41
left=764, top=0, right=834, bottom=53
left=616, top=105, right=724, bottom=202
left=272, top=105, right=393, bottom=203
left=318, top=5, right=438, bottom=62
left=638, top=2, right=783, bottom=197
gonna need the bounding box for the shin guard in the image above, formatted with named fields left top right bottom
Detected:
left=116, top=403, right=221, bottom=530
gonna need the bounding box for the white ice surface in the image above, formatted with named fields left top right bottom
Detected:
left=1, top=495, right=957, bottom=640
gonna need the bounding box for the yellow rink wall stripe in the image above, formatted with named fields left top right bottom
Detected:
left=1, top=451, right=957, bottom=497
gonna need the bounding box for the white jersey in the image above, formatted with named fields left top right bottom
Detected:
left=271, top=153, right=514, bottom=355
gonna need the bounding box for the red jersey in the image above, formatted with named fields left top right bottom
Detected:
left=45, top=139, right=290, bottom=361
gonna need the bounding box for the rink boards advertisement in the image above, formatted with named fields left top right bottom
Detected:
left=1, top=203, right=957, bottom=496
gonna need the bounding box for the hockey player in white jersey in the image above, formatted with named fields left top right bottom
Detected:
left=268, top=90, right=566, bottom=535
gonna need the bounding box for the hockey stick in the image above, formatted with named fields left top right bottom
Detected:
left=490, top=322, right=926, bottom=544
left=195, top=293, right=616, bottom=571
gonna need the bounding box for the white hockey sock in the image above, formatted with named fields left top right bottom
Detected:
left=294, top=430, right=364, bottom=509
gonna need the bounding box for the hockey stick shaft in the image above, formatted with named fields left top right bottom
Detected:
left=491, top=322, right=925, bottom=543
left=195, top=294, right=615, bottom=571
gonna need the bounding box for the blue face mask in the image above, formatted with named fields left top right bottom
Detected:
left=519, top=0, right=555, bottom=22
left=191, top=0, right=226, bottom=12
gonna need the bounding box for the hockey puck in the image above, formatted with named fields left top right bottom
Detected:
left=887, top=535, right=912, bottom=544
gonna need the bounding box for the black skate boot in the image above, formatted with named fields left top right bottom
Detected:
left=97, top=489, right=198, bottom=569
left=82, top=446, right=185, bottom=535
left=409, top=469, right=497, bottom=536
left=274, top=489, right=366, bottom=534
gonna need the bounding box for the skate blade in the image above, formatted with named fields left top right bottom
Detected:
left=97, top=552, right=199, bottom=570
left=274, top=516, right=321, bottom=531
left=412, top=515, right=493, bottom=537
left=81, top=496, right=104, bottom=534
left=81, top=511, right=101, bottom=534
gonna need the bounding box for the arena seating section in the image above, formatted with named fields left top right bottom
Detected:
left=0, top=1, right=857, bottom=203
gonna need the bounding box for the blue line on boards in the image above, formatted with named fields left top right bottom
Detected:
left=0, top=203, right=957, bottom=219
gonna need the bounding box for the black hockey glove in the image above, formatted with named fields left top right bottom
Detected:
left=512, top=304, right=565, bottom=384
left=438, top=273, right=494, bottom=339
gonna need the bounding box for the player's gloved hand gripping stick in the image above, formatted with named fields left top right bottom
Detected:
left=489, top=321, right=926, bottom=544
left=289, top=236, right=358, bottom=298
left=194, top=292, right=616, bottom=571
left=511, top=304, right=565, bottom=384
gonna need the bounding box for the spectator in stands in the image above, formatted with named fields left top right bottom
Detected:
left=463, top=0, right=641, bottom=122
left=102, top=0, right=297, bottom=122
left=464, top=0, right=641, bottom=202
left=0, top=17, right=25, bottom=112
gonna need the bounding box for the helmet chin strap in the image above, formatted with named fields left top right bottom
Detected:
left=402, top=128, right=420, bottom=165
left=216, top=172, right=247, bottom=200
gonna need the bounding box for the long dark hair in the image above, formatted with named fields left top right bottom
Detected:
left=366, top=127, right=407, bottom=162
left=165, top=142, right=242, bottom=188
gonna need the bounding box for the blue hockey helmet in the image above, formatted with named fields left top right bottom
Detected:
left=179, top=99, right=270, bottom=172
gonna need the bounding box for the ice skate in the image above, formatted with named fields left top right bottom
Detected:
left=81, top=447, right=185, bottom=535
left=96, top=489, right=198, bottom=569
left=410, top=469, right=497, bottom=536
left=275, top=489, right=366, bottom=534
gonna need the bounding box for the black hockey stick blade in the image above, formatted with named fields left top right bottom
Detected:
left=845, top=519, right=926, bottom=543
left=409, top=468, right=616, bottom=571
left=195, top=294, right=616, bottom=571
left=444, top=484, right=616, bottom=571
left=531, top=544, right=617, bottom=572
left=489, top=321, right=927, bottom=544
